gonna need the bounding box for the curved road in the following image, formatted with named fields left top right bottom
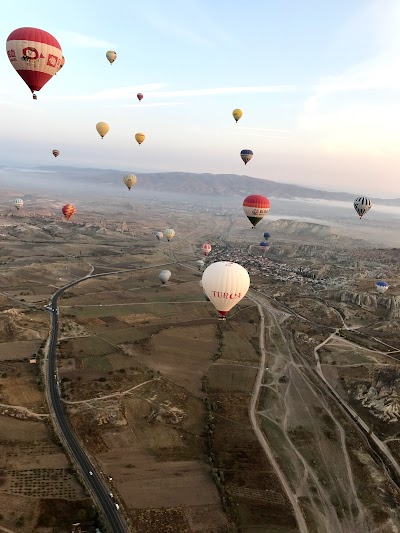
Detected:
left=45, top=276, right=129, bottom=533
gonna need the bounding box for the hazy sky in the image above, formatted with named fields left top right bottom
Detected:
left=2, top=0, right=400, bottom=197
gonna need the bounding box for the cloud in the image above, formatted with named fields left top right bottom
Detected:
left=52, top=83, right=166, bottom=102
left=298, top=3, right=400, bottom=156
left=146, top=85, right=295, bottom=98
left=123, top=102, right=184, bottom=109
left=230, top=131, right=289, bottom=139
left=57, top=30, right=117, bottom=50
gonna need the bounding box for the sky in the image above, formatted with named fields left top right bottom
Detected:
left=2, top=0, right=400, bottom=197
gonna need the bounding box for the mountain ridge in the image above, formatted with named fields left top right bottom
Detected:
left=3, top=165, right=400, bottom=206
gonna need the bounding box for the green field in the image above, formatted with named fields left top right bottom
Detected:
left=60, top=336, right=112, bottom=357
left=83, top=355, right=113, bottom=371
left=221, top=331, right=259, bottom=362
left=100, top=328, right=149, bottom=344
left=208, top=364, right=257, bottom=392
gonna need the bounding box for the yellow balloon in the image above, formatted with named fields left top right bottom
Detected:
left=106, top=51, right=117, bottom=64
left=135, top=132, right=145, bottom=145
left=232, top=109, right=243, bottom=123
left=96, top=122, right=109, bottom=139
left=123, top=174, right=137, bottom=190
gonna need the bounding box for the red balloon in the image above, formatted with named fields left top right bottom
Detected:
left=242, top=195, right=270, bottom=228
left=6, top=27, right=62, bottom=98
left=137, top=93, right=143, bottom=101
left=62, top=204, right=76, bottom=221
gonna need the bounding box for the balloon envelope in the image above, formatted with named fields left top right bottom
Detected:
left=52, top=149, right=59, bottom=158
left=57, top=55, right=65, bottom=72
left=240, top=149, right=253, bottom=165
left=163, top=228, right=175, bottom=241
left=96, top=122, right=109, bottom=139
left=201, top=261, right=250, bottom=319
left=155, top=231, right=164, bottom=241
left=159, top=270, right=171, bottom=284
left=106, top=50, right=117, bottom=64
left=62, top=203, right=76, bottom=221
left=123, top=174, right=137, bottom=190
left=14, top=198, right=23, bottom=210
left=354, top=197, right=372, bottom=219
left=243, top=195, right=270, bottom=227
left=232, top=109, right=243, bottom=123
left=6, top=27, right=62, bottom=98
left=196, top=259, right=205, bottom=270
left=137, top=93, right=143, bottom=101
left=376, top=280, right=389, bottom=294
left=135, top=133, right=145, bottom=145
left=263, top=232, right=271, bottom=240
left=202, top=243, right=212, bottom=256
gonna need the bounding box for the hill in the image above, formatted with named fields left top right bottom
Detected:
left=2, top=165, right=400, bottom=206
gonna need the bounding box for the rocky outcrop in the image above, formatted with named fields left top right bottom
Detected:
left=353, top=367, right=400, bottom=423
left=335, top=291, right=400, bottom=318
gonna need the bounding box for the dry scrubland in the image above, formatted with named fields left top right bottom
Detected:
left=1, top=201, right=400, bottom=531
left=57, top=261, right=298, bottom=531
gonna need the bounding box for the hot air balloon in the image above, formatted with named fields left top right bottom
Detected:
left=263, top=232, right=271, bottom=240
left=196, top=259, right=205, bottom=271
left=232, top=109, right=243, bottom=123
left=259, top=241, right=270, bottom=254
left=202, top=243, right=212, bottom=256
left=14, top=198, right=23, bottom=210
left=155, top=231, right=164, bottom=241
left=96, top=122, right=109, bottom=139
left=55, top=55, right=65, bottom=74
left=240, top=149, right=253, bottom=165
left=243, top=195, right=270, bottom=228
left=137, top=93, right=143, bottom=101
left=354, top=197, right=372, bottom=219
left=376, top=280, right=389, bottom=294
left=62, top=203, right=76, bottom=221
left=106, top=51, right=117, bottom=64
left=52, top=149, right=59, bottom=158
left=135, top=133, right=145, bottom=145
left=202, top=262, right=250, bottom=320
left=6, top=27, right=63, bottom=100
left=159, top=270, right=171, bottom=285
left=163, top=229, right=175, bottom=242
left=123, top=174, right=137, bottom=190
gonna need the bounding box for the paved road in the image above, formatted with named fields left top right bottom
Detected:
left=45, top=276, right=129, bottom=533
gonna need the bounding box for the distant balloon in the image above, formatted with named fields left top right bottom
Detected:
left=52, top=149, right=59, bottom=158
left=202, top=243, right=212, bottom=256
left=259, top=241, right=270, bottom=254
left=96, top=122, right=109, bottom=139
left=14, top=198, right=23, bottom=210
left=6, top=27, right=63, bottom=99
left=376, top=280, right=389, bottom=294
left=202, top=261, right=250, bottom=320
left=240, top=149, right=253, bottom=165
left=196, top=259, right=205, bottom=271
left=106, top=50, right=117, bottom=64
left=354, top=197, right=372, bottom=219
left=155, top=231, right=164, bottom=241
left=62, top=203, right=76, bottom=221
left=135, top=132, right=145, bottom=145
left=243, top=195, right=270, bottom=228
left=263, top=232, right=271, bottom=240
left=159, top=270, right=171, bottom=285
left=137, top=93, right=143, bottom=101
left=232, top=109, right=243, bottom=123
left=123, top=174, right=137, bottom=190
left=163, top=228, right=175, bottom=242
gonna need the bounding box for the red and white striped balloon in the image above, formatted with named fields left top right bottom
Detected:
left=6, top=27, right=62, bottom=99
